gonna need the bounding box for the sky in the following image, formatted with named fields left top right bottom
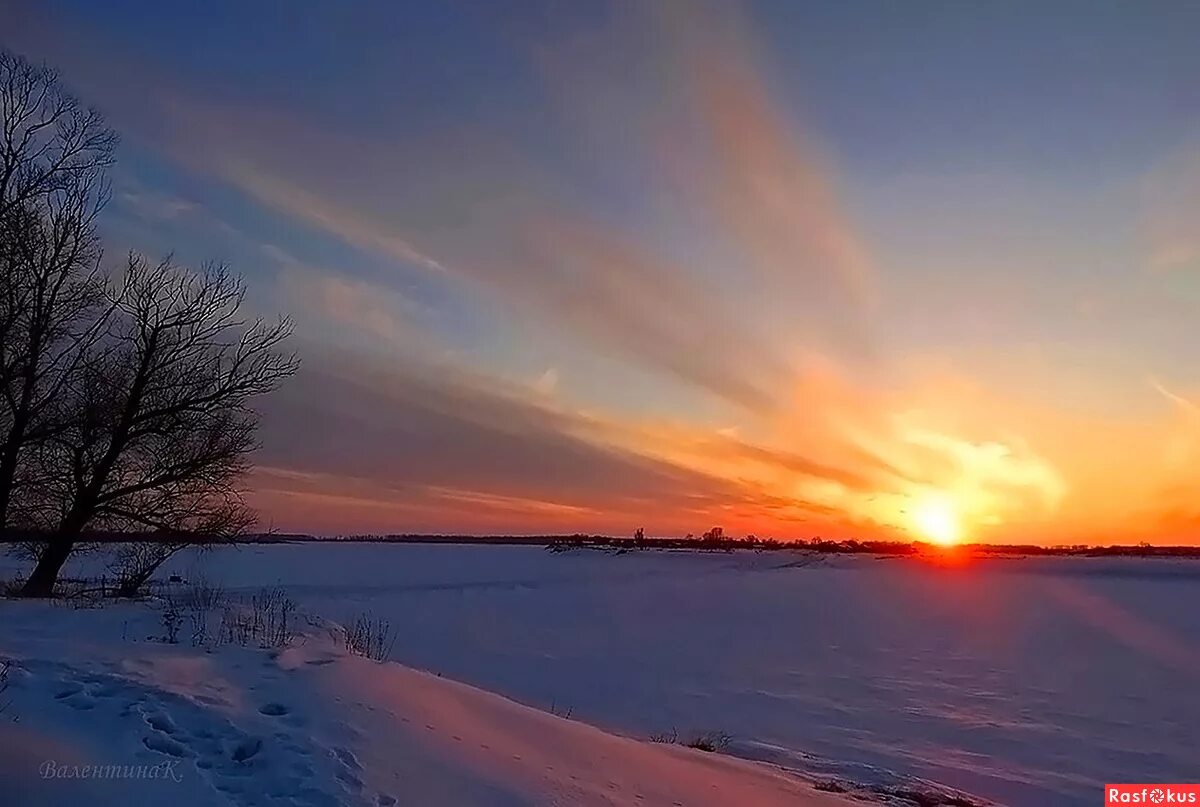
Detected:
left=4, top=0, right=1200, bottom=544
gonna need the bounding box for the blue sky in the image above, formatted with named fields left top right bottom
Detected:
left=6, top=0, right=1200, bottom=542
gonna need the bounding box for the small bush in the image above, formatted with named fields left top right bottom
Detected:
left=218, top=586, right=297, bottom=649
left=875, top=787, right=982, bottom=807
left=343, top=614, right=394, bottom=661
left=160, top=596, right=183, bottom=644
left=176, top=576, right=226, bottom=646
left=177, top=576, right=226, bottom=612
left=648, top=727, right=679, bottom=744
left=684, top=730, right=732, bottom=753
left=649, top=727, right=732, bottom=753
left=251, top=586, right=295, bottom=648
left=157, top=578, right=231, bottom=645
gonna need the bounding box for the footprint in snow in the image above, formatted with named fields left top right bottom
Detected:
left=331, top=746, right=362, bottom=770
left=39, top=660, right=348, bottom=807
left=145, top=711, right=177, bottom=733
left=230, top=737, right=263, bottom=763
left=335, top=766, right=364, bottom=791
left=143, top=733, right=189, bottom=758
left=88, top=680, right=121, bottom=697
left=63, top=692, right=97, bottom=710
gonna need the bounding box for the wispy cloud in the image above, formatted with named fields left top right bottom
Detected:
left=11, top=0, right=1200, bottom=543
left=250, top=349, right=782, bottom=534
left=225, top=163, right=449, bottom=275
left=9, top=0, right=876, bottom=414
left=272, top=254, right=433, bottom=353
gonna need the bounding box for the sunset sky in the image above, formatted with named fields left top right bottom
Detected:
left=6, top=1, right=1200, bottom=543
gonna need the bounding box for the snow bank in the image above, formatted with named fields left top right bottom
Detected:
left=0, top=598, right=855, bottom=806
left=152, top=544, right=1187, bottom=806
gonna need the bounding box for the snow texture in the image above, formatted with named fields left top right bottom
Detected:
left=5, top=543, right=1198, bottom=806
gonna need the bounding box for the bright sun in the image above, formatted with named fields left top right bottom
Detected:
left=912, top=496, right=962, bottom=546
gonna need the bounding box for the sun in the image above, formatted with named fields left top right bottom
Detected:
left=911, top=495, right=962, bottom=546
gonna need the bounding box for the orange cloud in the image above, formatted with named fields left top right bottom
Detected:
left=16, top=0, right=1200, bottom=544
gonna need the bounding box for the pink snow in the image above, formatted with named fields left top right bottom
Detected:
left=0, top=599, right=852, bottom=806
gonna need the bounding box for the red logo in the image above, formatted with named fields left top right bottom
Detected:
left=1106, top=785, right=1200, bottom=805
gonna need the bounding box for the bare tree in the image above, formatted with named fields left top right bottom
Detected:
left=0, top=50, right=116, bottom=532
left=1, top=51, right=295, bottom=596
left=21, top=256, right=297, bottom=596
left=109, top=540, right=218, bottom=599
left=0, top=51, right=117, bottom=218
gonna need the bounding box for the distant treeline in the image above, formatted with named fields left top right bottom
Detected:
left=5, top=529, right=1200, bottom=558
left=247, top=530, right=1200, bottom=557
left=538, top=534, right=1200, bottom=558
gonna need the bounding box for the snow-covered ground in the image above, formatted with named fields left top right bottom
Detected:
left=4, top=544, right=1199, bottom=806
left=0, top=592, right=857, bottom=807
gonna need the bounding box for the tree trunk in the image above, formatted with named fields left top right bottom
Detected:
left=116, top=568, right=154, bottom=599
left=0, top=445, right=16, bottom=529
left=116, top=560, right=157, bottom=599
left=0, top=410, right=31, bottom=529
left=20, top=537, right=74, bottom=597
left=20, top=503, right=89, bottom=597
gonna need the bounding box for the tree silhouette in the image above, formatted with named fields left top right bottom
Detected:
left=0, top=50, right=117, bottom=533
left=0, top=50, right=297, bottom=596
left=21, top=257, right=296, bottom=596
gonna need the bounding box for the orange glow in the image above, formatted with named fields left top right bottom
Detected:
left=172, top=3, right=1200, bottom=548
left=247, top=356, right=1200, bottom=544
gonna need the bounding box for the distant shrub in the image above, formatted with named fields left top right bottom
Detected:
left=159, top=596, right=183, bottom=644
left=343, top=613, right=394, bottom=661
left=252, top=587, right=296, bottom=647
left=218, top=586, right=296, bottom=648
left=684, top=730, right=732, bottom=753
left=176, top=576, right=226, bottom=646
left=648, top=727, right=678, bottom=744
left=878, top=787, right=981, bottom=807
left=649, top=727, right=732, bottom=753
